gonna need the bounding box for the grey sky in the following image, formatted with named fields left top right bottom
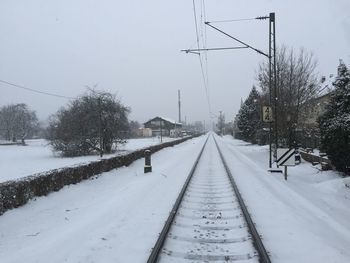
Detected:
left=0, top=0, right=349, bottom=126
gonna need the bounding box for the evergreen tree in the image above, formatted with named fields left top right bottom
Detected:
left=318, top=60, right=350, bottom=173
left=236, top=86, right=262, bottom=143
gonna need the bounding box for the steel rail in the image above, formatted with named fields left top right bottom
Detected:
left=147, top=134, right=271, bottom=262
left=147, top=135, right=210, bottom=263
left=213, top=135, right=271, bottom=263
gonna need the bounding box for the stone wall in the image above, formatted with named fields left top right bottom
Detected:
left=299, top=151, right=333, bottom=167
left=0, top=136, right=196, bottom=215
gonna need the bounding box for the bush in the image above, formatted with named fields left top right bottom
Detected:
left=48, top=91, right=130, bottom=157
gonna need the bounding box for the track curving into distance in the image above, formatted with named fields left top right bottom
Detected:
left=147, top=134, right=271, bottom=263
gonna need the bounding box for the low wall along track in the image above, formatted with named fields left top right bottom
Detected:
left=148, top=134, right=271, bottom=262
left=0, top=136, right=197, bottom=215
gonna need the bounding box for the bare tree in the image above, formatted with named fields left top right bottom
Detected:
left=0, top=103, right=38, bottom=144
left=257, top=46, right=320, bottom=146
left=47, top=90, right=130, bottom=157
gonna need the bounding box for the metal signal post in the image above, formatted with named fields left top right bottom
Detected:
left=269, top=13, right=277, bottom=168
left=182, top=12, right=278, bottom=169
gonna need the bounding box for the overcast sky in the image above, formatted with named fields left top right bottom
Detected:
left=0, top=0, right=349, bottom=126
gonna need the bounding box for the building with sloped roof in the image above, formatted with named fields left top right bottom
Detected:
left=144, top=117, right=182, bottom=136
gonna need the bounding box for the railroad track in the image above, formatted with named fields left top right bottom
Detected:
left=147, top=134, right=271, bottom=263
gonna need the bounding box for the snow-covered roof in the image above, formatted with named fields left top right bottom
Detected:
left=318, top=74, right=335, bottom=96
left=159, top=116, right=182, bottom=125
left=145, top=116, right=182, bottom=125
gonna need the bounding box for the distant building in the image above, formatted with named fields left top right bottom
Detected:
left=300, top=92, right=332, bottom=126
left=297, top=90, right=333, bottom=148
left=136, top=128, right=152, bottom=137
left=144, top=117, right=182, bottom=136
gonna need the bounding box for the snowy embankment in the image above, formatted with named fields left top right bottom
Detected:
left=0, top=136, right=207, bottom=263
left=217, top=135, right=350, bottom=263
left=0, top=137, right=174, bottom=183
left=1, top=134, right=350, bottom=262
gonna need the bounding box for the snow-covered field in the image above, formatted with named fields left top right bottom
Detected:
left=0, top=137, right=175, bottom=183
left=0, top=134, right=350, bottom=262
left=0, top=136, right=206, bottom=263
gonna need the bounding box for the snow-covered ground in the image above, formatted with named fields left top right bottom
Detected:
left=0, top=137, right=175, bottom=183
left=0, top=134, right=350, bottom=262
left=218, top=135, right=350, bottom=263
left=0, top=136, right=207, bottom=262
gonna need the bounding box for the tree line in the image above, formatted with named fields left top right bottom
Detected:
left=0, top=90, right=131, bottom=157
left=234, top=46, right=350, bottom=174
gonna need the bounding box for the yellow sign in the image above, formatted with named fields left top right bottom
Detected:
left=263, top=106, right=273, bottom=122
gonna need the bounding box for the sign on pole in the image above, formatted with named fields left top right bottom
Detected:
left=262, top=106, right=273, bottom=123
left=277, top=148, right=296, bottom=181
left=277, top=148, right=296, bottom=166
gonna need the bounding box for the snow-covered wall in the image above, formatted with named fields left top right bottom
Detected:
left=300, top=151, right=333, bottom=168
left=0, top=136, right=197, bottom=215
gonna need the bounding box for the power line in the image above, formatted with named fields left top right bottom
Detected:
left=182, top=46, right=248, bottom=52
left=205, top=22, right=269, bottom=58
left=192, top=0, right=201, bottom=53
left=0, top=79, right=75, bottom=99
left=192, top=0, right=212, bottom=115
left=201, top=0, right=210, bottom=113
left=208, top=16, right=269, bottom=24
left=208, top=18, right=257, bottom=23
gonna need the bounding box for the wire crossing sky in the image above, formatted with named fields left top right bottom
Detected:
left=0, top=79, right=75, bottom=100
left=0, top=0, right=349, bottom=124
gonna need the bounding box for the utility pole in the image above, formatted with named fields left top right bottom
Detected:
left=268, top=12, right=277, bottom=168
left=178, top=90, right=181, bottom=124
left=273, top=13, right=278, bottom=164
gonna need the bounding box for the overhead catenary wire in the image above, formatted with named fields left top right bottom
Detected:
left=209, top=18, right=257, bottom=23
left=182, top=46, right=248, bottom=52
left=204, top=22, right=269, bottom=58
left=199, top=0, right=209, bottom=93
left=0, top=79, right=75, bottom=99
left=192, top=0, right=212, bottom=116
left=201, top=0, right=210, bottom=111
left=208, top=16, right=269, bottom=23
left=200, top=1, right=217, bottom=121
